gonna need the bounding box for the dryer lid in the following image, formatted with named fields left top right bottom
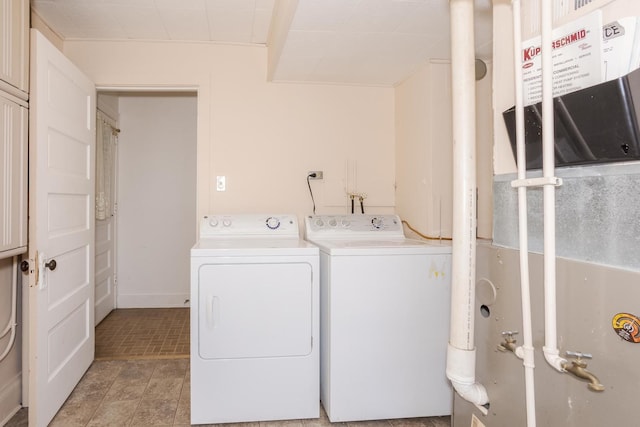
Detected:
left=191, top=237, right=318, bottom=257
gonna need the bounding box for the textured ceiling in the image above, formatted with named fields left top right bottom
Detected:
left=31, top=0, right=493, bottom=87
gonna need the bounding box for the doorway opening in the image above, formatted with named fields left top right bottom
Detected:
left=94, top=91, right=197, bottom=359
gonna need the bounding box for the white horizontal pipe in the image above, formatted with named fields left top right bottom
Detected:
left=446, top=0, right=489, bottom=408
left=512, top=0, right=537, bottom=425
left=540, top=0, right=566, bottom=373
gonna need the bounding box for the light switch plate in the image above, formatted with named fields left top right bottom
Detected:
left=216, top=176, right=226, bottom=191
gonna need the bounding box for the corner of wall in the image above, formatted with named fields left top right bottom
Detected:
left=30, top=11, right=64, bottom=52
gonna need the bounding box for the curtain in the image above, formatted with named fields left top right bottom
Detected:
left=96, top=111, right=117, bottom=220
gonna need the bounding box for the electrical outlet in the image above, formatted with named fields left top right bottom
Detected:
left=308, top=171, right=323, bottom=180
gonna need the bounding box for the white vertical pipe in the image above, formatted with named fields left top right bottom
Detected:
left=445, top=0, right=489, bottom=409
left=540, top=0, right=566, bottom=373
left=448, top=0, right=476, bottom=355
left=512, top=1, right=537, bottom=426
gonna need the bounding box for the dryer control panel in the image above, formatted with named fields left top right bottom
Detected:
left=305, top=214, right=404, bottom=239
left=200, top=214, right=299, bottom=238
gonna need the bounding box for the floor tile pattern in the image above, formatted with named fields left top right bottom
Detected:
left=6, top=308, right=451, bottom=426
left=95, top=308, right=190, bottom=360
left=53, top=359, right=189, bottom=426
left=6, top=359, right=451, bottom=426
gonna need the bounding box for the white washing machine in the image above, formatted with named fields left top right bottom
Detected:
left=305, top=214, right=453, bottom=422
left=190, top=214, right=319, bottom=425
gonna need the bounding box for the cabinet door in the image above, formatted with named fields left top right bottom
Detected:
left=0, top=0, right=29, bottom=94
left=0, top=91, right=27, bottom=258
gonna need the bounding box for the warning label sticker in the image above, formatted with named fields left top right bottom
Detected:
left=612, top=313, right=640, bottom=343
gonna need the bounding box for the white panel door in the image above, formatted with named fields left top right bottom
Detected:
left=95, top=217, right=115, bottom=324
left=95, top=114, right=117, bottom=325
left=28, top=30, right=95, bottom=427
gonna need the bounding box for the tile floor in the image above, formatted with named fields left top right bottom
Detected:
left=5, top=308, right=451, bottom=426
left=51, top=358, right=191, bottom=426
left=95, top=308, right=189, bottom=360
left=6, top=358, right=451, bottom=426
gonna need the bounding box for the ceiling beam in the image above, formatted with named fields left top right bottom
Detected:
left=266, top=0, right=299, bottom=82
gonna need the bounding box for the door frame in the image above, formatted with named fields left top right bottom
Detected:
left=96, top=87, right=198, bottom=310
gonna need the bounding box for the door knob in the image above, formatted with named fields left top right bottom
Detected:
left=20, top=260, right=29, bottom=272
left=45, top=259, right=57, bottom=271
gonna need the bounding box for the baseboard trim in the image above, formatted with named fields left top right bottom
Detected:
left=117, top=293, right=191, bottom=308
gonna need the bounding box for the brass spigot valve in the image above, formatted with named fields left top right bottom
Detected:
left=497, top=331, right=518, bottom=353
left=563, top=351, right=605, bottom=392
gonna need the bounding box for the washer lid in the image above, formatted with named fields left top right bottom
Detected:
left=191, top=237, right=319, bottom=257
left=306, top=237, right=451, bottom=256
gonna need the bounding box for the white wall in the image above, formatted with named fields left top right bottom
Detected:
left=395, top=61, right=453, bottom=238
left=116, top=95, right=197, bottom=307
left=492, top=0, right=520, bottom=175
left=395, top=60, right=493, bottom=239
left=395, top=64, right=433, bottom=236
left=62, top=41, right=396, bottom=225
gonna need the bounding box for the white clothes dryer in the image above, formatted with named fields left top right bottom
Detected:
left=191, top=214, right=319, bottom=425
left=305, top=214, right=452, bottom=422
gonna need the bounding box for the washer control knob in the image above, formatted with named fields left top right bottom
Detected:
left=371, top=217, right=383, bottom=229
left=341, top=219, right=351, bottom=228
left=222, top=219, right=232, bottom=227
left=315, top=219, right=324, bottom=227
left=329, top=218, right=338, bottom=227
left=208, top=218, right=219, bottom=227
left=266, top=217, right=281, bottom=230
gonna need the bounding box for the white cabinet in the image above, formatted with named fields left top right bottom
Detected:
left=0, top=91, right=27, bottom=257
left=0, top=0, right=29, bottom=96
left=0, top=0, right=28, bottom=259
